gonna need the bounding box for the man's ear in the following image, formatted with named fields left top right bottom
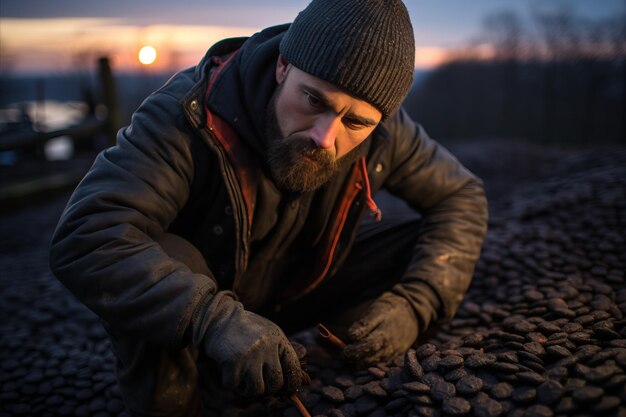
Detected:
left=276, top=54, right=290, bottom=84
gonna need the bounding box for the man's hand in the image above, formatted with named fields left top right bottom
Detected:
left=203, top=296, right=302, bottom=397
left=343, top=292, right=418, bottom=367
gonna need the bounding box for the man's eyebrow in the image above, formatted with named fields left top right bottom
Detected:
left=303, top=84, right=379, bottom=127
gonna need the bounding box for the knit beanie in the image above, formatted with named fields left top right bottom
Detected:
left=279, top=0, right=415, bottom=119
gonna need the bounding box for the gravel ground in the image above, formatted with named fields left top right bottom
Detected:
left=1, top=141, right=624, bottom=417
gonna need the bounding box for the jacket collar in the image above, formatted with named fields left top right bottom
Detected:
left=205, top=24, right=289, bottom=158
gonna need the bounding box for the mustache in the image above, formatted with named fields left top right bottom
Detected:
left=282, top=136, right=335, bottom=162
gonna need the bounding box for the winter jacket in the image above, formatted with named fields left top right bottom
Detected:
left=49, top=25, right=488, bottom=349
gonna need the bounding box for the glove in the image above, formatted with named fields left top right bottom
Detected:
left=201, top=292, right=302, bottom=397
left=343, top=292, right=418, bottom=367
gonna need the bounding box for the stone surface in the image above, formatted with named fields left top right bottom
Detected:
left=2, top=147, right=626, bottom=417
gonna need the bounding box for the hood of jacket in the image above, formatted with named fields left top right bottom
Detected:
left=205, top=24, right=288, bottom=158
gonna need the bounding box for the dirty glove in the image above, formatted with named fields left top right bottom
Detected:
left=343, top=292, right=418, bottom=367
left=199, top=292, right=302, bottom=397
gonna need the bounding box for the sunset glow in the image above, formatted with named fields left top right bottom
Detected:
left=138, top=46, right=157, bottom=65
left=0, top=18, right=259, bottom=74
left=0, top=18, right=449, bottom=74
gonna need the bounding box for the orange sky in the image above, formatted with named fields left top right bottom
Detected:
left=0, top=18, right=450, bottom=74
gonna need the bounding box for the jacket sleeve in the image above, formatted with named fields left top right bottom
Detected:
left=49, top=86, right=219, bottom=348
left=381, top=107, right=488, bottom=328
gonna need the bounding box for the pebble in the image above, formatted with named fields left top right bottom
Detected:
left=405, top=350, right=424, bottom=380
left=321, top=386, right=345, bottom=403
left=572, top=385, right=604, bottom=403
left=490, top=382, right=513, bottom=400
left=429, top=379, right=456, bottom=402
left=456, top=375, right=483, bottom=395
left=465, top=353, right=497, bottom=369
left=511, top=386, right=536, bottom=403
left=402, top=381, right=430, bottom=394
left=442, top=397, right=472, bottom=415
left=354, top=396, right=378, bottom=414
left=3, top=151, right=626, bottom=417
left=522, top=405, right=553, bottom=417
left=439, top=355, right=464, bottom=370
left=362, top=381, right=386, bottom=398
left=536, top=380, right=564, bottom=405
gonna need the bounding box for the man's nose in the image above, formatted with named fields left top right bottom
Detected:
left=310, top=115, right=340, bottom=149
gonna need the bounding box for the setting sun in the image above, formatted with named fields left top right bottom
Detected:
left=138, top=45, right=157, bottom=65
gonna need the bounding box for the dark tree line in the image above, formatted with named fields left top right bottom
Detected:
left=404, top=4, right=626, bottom=145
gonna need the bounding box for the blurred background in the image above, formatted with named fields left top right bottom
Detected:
left=0, top=0, right=625, bottom=211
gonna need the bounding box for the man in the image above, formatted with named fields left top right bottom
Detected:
left=50, top=0, right=488, bottom=415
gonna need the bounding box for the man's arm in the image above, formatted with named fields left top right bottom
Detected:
left=50, top=81, right=302, bottom=395
left=49, top=87, right=217, bottom=348
left=344, top=108, right=488, bottom=366
left=383, top=107, right=488, bottom=327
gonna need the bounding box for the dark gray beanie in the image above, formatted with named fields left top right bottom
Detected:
left=279, top=0, right=415, bottom=119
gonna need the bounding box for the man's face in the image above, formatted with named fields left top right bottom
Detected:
left=265, top=55, right=382, bottom=193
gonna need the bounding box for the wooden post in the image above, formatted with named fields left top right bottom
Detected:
left=98, top=57, right=120, bottom=147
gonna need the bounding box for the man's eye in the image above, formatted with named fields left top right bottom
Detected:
left=306, top=93, right=322, bottom=108
left=344, top=118, right=363, bottom=130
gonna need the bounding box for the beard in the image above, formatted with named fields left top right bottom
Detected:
left=264, top=85, right=362, bottom=193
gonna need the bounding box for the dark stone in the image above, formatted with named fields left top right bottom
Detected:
left=10, top=404, right=32, bottom=416
left=354, top=375, right=373, bottom=385
left=537, top=322, right=561, bottom=334
left=517, top=372, right=545, bottom=385
left=490, top=382, right=513, bottom=400
left=495, top=352, right=518, bottom=364
left=367, top=367, right=386, bottom=379
left=444, top=368, right=468, bottom=382
left=517, top=350, right=543, bottom=364
left=76, top=388, right=94, bottom=401
left=489, top=362, right=519, bottom=373
left=362, top=381, right=386, bottom=398
left=555, top=355, right=579, bottom=368
left=442, top=397, right=471, bottom=415
left=456, top=375, right=483, bottom=395
left=384, top=396, right=408, bottom=412
left=421, top=355, right=441, bottom=372
left=522, top=405, right=554, bottom=417
left=522, top=342, right=545, bottom=356
left=24, top=369, right=44, bottom=383
left=405, top=350, right=424, bottom=380
left=584, top=365, right=618, bottom=383
left=344, top=385, right=363, bottom=401
left=402, top=381, right=430, bottom=394
left=569, top=331, right=594, bottom=344
left=511, top=386, right=536, bottom=403
left=591, top=396, right=621, bottom=413
left=506, top=319, right=537, bottom=334
left=335, top=376, right=354, bottom=388
left=555, top=396, right=576, bottom=413
left=564, top=377, right=586, bottom=391
left=519, top=359, right=545, bottom=373
left=430, top=380, right=456, bottom=402
left=536, top=380, right=564, bottom=405
left=408, top=394, right=433, bottom=405
left=415, top=344, right=438, bottom=359
left=322, top=386, right=345, bottom=403
left=439, top=355, right=464, bottom=370
left=106, top=398, right=125, bottom=414
left=465, top=353, right=497, bottom=369
left=413, top=405, right=436, bottom=417
left=572, top=386, right=604, bottom=404
left=471, top=392, right=504, bottom=417
left=547, top=345, right=571, bottom=358
left=354, top=395, right=378, bottom=415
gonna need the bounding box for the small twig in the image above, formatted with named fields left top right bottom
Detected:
left=291, top=393, right=312, bottom=417
left=317, top=323, right=346, bottom=348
